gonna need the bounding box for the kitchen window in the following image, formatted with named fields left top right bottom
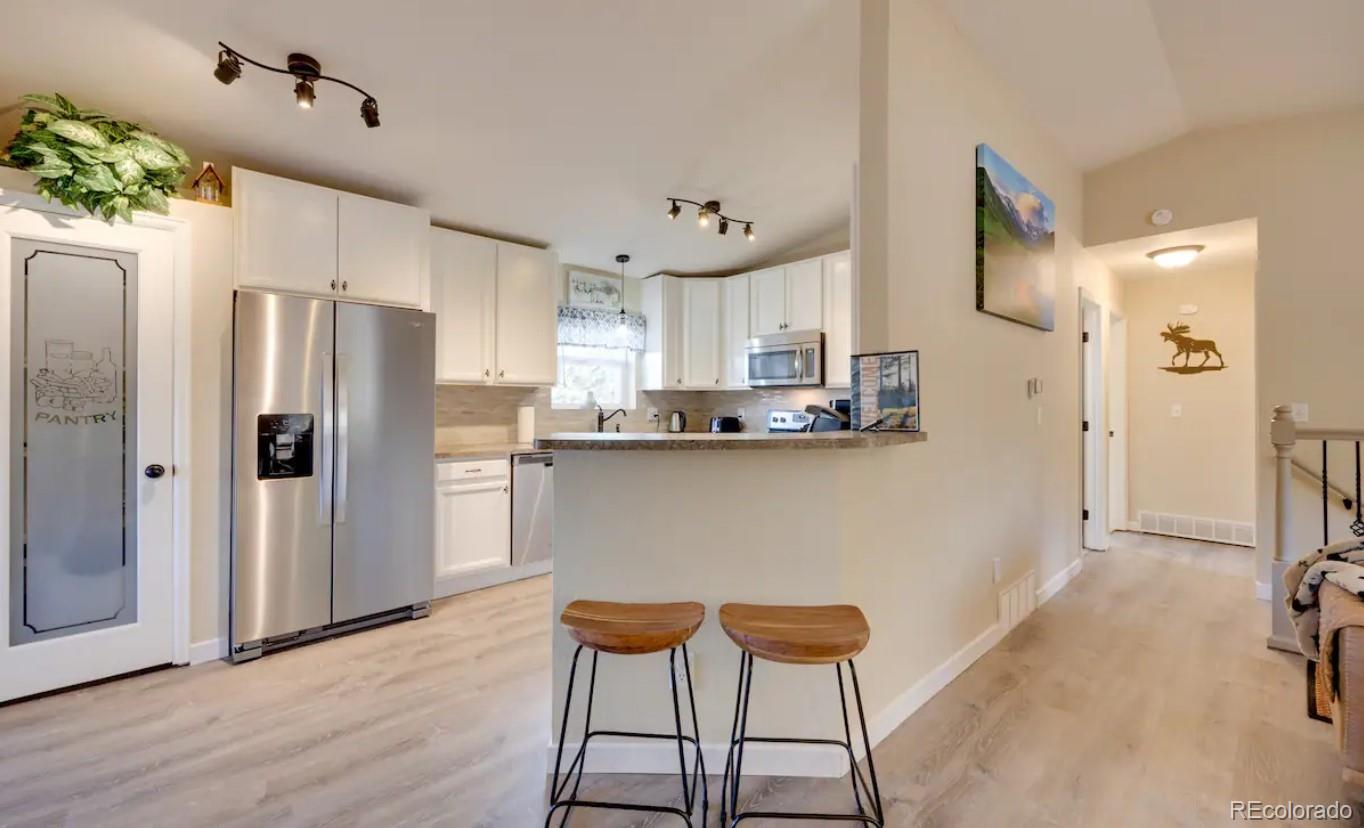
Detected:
left=551, top=306, right=646, bottom=410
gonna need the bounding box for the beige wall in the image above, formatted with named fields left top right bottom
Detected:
left=1123, top=266, right=1256, bottom=524
left=850, top=0, right=1122, bottom=715
left=1085, top=107, right=1364, bottom=582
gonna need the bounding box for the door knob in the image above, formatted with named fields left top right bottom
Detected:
left=144, top=464, right=166, bottom=479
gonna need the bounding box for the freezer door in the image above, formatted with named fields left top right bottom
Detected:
left=232, top=291, right=335, bottom=645
left=332, top=301, right=435, bottom=622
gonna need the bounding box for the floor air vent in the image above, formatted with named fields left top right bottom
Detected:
left=1134, top=510, right=1255, bottom=548
left=998, top=571, right=1037, bottom=634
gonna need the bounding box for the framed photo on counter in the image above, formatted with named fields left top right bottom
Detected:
left=850, top=350, right=920, bottom=432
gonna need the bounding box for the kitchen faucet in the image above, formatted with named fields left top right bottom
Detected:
left=595, top=405, right=626, bottom=433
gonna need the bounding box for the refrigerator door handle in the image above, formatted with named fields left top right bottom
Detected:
left=335, top=352, right=349, bottom=524
left=320, top=351, right=335, bottom=525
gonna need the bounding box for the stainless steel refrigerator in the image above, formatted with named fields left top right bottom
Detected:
left=230, top=290, right=435, bottom=662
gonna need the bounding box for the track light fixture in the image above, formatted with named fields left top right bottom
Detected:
left=214, top=42, right=381, bottom=128
left=665, top=197, right=756, bottom=242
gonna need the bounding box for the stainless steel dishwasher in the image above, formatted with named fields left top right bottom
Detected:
left=511, top=452, right=553, bottom=567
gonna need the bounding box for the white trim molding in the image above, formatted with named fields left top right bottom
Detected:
left=1037, top=558, right=1083, bottom=606
left=189, top=638, right=228, bottom=665
left=1256, top=580, right=1272, bottom=602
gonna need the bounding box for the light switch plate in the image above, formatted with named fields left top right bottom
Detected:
left=1171, top=403, right=1182, bottom=418
left=1292, top=402, right=1309, bottom=422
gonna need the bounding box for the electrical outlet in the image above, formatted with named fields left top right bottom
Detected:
left=1171, top=403, right=1182, bottom=418
left=737, top=407, right=746, bottom=419
left=672, top=650, right=698, bottom=688
left=647, top=407, right=659, bottom=422
left=992, top=557, right=1002, bottom=584
left=1292, top=402, right=1309, bottom=423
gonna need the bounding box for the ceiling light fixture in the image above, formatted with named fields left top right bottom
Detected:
left=665, top=197, right=755, bottom=242
left=1146, top=244, right=1204, bottom=269
left=214, top=42, right=381, bottom=128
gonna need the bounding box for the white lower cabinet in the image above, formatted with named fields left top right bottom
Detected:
left=434, top=460, right=510, bottom=597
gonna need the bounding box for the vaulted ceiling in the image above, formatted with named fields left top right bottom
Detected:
left=0, top=0, right=857, bottom=277
left=938, top=0, right=1364, bottom=170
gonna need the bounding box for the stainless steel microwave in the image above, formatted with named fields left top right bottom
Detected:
left=745, top=330, right=824, bottom=387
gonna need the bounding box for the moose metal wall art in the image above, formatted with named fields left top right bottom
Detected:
left=1159, top=322, right=1225, bottom=374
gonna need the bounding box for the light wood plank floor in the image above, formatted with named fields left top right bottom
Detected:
left=0, top=533, right=1349, bottom=826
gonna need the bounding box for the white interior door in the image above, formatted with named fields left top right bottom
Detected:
left=1108, top=314, right=1128, bottom=532
left=0, top=210, right=175, bottom=702
left=1081, top=297, right=1108, bottom=551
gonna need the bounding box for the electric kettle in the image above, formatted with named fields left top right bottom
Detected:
left=668, top=411, right=687, bottom=433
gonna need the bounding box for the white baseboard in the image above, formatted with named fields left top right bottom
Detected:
left=864, top=621, right=1003, bottom=752
left=1256, top=580, right=1272, bottom=602
left=1127, top=520, right=1141, bottom=532
left=1037, top=558, right=1083, bottom=606
left=188, top=637, right=227, bottom=665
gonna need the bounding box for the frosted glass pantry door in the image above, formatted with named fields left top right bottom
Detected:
left=0, top=211, right=175, bottom=703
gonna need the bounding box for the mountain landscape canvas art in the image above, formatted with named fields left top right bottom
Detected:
left=975, top=144, right=1056, bottom=331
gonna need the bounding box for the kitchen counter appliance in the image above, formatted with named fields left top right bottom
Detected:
left=511, top=452, right=553, bottom=568
left=746, top=330, right=824, bottom=387
left=668, top=411, right=687, bottom=432
left=231, top=291, right=435, bottom=662
left=709, top=416, right=742, bottom=433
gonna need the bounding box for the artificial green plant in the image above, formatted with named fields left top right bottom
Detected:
left=2, top=93, right=189, bottom=222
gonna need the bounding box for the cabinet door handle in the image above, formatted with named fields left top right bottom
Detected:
left=330, top=280, right=337, bottom=291
left=503, top=485, right=509, bottom=494
left=341, top=280, right=348, bottom=292
left=715, top=378, right=719, bottom=385
left=484, top=368, right=491, bottom=378
left=498, top=369, right=505, bottom=379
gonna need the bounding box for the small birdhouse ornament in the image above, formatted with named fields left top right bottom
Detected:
left=190, top=162, right=225, bottom=205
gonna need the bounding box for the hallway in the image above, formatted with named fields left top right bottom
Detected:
left=0, top=534, right=1344, bottom=826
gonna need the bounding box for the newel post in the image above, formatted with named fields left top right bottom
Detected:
left=1268, top=404, right=1300, bottom=652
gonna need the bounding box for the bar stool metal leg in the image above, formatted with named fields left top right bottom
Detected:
left=722, top=657, right=885, bottom=826
left=545, top=644, right=707, bottom=827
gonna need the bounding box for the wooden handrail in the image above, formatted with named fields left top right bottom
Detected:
left=1297, top=427, right=1364, bottom=442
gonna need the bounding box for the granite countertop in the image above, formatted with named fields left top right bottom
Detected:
left=533, top=431, right=927, bottom=451
left=435, top=442, right=541, bottom=461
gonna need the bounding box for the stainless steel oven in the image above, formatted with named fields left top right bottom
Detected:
left=745, top=330, right=823, bottom=387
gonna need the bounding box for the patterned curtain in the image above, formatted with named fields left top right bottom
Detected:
left=557, top=306, right=646, bottom=351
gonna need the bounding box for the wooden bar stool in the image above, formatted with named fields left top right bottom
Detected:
left=546, top=600, right=708, bottom=827
left=718, top=603, right=884, bottom=826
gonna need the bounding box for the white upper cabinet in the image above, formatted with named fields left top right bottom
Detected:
left=337, top=192, right=428, bottom=307
left=748, top=258, right=824, bottom=335
left=234, top=168, right=428, bottom=308
left=235, top=169, right=338, bottom=297
left=721, top=274, right=750, bottom=388
left=494, top=242, right=558, bottom=385
left=682, top=279, right=722, bottom=388
left=785, top=258, right=824, bottom=332
left=431, top=228, right=496, bottom=383
left=749, top=267, right=787, bottom=336
left=822, top=251, right=853, bottom=388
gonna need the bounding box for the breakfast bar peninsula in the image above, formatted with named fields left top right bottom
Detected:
left=535, top=429, right=927, bottom=778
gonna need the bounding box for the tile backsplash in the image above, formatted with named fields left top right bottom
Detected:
left=435, top=384, right=847, bottom=448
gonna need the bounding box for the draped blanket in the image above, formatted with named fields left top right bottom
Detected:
left=1286, top=539, right=1364, bottom=661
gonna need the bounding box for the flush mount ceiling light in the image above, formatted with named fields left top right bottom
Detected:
left=1146, top=244, right=1205, bottom=269
left=665, top=197, right=755, bottom=242
left=214, top=42, right=381, bottom=128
